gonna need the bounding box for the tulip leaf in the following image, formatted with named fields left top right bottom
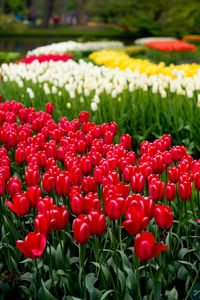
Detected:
left=100, top=290, right=114, bottom=300
left=19, top=285, right=32, bottom=299
left=177, top=265, right=189, bottom=280
left=126, top=271, right=137, bottom=294
left=55, top=243, right=63, bottom=269
left=124, top=293, right=134, bottom=300
left=41, top=279, right=57, bottom=300
left=153, top=281, right=162, bottom=300
left=70, top=257, right=79, bottom=265
left=85, top=273, right=99, bottom=300
left=117, top=268, right=126, bottom=295
left=117, top=250, right=131, bottom=267
left=167, top=287, right=178, bottom=300
left=154, top=266, right=164, bottom=282
left=20, top=272, right=33, bottom=282
left=178, top=248, right=196, bottom=259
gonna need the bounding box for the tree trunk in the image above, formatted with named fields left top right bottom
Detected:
left=77, top=0, right=87, bottom=25
left=42, top=0, right=55, bottom=28
left=61, top=0, right=67, bottom=21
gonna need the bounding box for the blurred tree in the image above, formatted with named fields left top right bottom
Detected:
left=42, top=0, right=54, bottom=27
left=77, top=0, right=88, bottom=25
left=86, top=0, right=200, bottom=37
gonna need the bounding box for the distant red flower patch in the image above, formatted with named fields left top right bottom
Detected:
left=16, top=54, right=74, bottom=64
left=145, top=40, right=196, bottom=52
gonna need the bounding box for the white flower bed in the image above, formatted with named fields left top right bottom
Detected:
left=1, top=59, right=199, bottom=111
left=134, top=37, right=177, bottom=46
left=26, top=41, right=124, bottom=57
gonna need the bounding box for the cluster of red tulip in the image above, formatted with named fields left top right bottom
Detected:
left=0, top=98, right=199, bottom=262
left=16, top=54, right=74, bottom=64
left=145, top=40, right=196, bottom=52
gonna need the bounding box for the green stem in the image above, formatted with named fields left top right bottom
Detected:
left=118, top=218, right=122, bottom=252
left=135, top=256, right=142, bottom=300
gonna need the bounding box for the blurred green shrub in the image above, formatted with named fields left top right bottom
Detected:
left=0, top=14, right=28, bottom=31
left=0, top=52, right=20, bottom=63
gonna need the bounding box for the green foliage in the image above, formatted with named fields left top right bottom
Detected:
left=0, top=14, right=28, bottom=31
left=86, top=0, right=200, bottom=37
left=0, top=52, right=20, bottom=63
left=6, top=0, right=25, bottom=15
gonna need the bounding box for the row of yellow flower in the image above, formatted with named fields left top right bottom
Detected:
left=89, top=50, right=200, bottom=78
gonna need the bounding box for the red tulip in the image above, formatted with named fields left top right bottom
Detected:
left=6, top=193, right=30, bottom=216
left=122, top=205, right=149, bottom=235
left=70, top=165, right=82, bottom=185
left=94, top=166, right=105, bottom=184
left=42, top=172, right=55, bottom=193
left=38, top=151, right=47, bottom=168
left=154, top=204, right=174, bottom=229
left=16, top=232, right=46, bottom=259
left=73, top=215, right=90, bottom=244
left=82, top=176, right=97, bottom=193
left=152, top=154, right=165, bottom=174
left=37, top=196, right=54, bottom=214
left=56, top=172, right=71, bottom=196
left=127, top=151, right=136, bottom=165
left=87, top=209, right=106, bottom=235
left=153, top=139, right=166, bottom=152
left=139, top=162, right=153, bottom=179
left=194, top=172, right=200, bottom=191
left=163, top=151, right=172, bottom=166
left=123, top=165, right=134, bottom=183
left=81, top=157, right=92, bottom=175
left=179, top=173, right=193, bottom=183
left=26, top=185, right=41, bottom=208
left=105, top=195, right=125, bottom=220
left=46, top=102, right=53, bottom=115
left=34, top=213, right=56, bottom=235
left=164, top=182, right=176, bottom=201
left=25, top=165, right=40, bottom=187
left=149, top=180, right=164, bottom=201
left=104, top=131, right=114, bottom=144
left=120, top=134, right=131, bottom=150
left=0, top=166, right=10, bottom=182
left=139, top=196, right=155, bottom=219
left=171, top=146, right=186, bottom=163
left=7, top=177, right=22, bottom=197
left=15, top=148, right=25, bottom=164
left=50, top=205, right=69, bottom=230
left=179, top=181, right=192, bottom=201
left=134, top=231, right=168, bottom=261
left=168, top=166, right=179, bottom=183
left=131, top=173, right=145, bottom=193
left=71, top=195, right=84, bottom=215
left=0, top=175, right=5, bottom=196
left=76, top=140, right=86, bottom=155
left=79, top=111, right=90, bottom=123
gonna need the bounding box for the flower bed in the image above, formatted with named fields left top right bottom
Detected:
left=144, top=40, right=196, bottom=52
left=134, top=37, right=177, bottom=46
left=1, top=59, right=200, bottom=154
left=89, top=50, right=200, bottom=76
left=26, top=41, right=124, bottom=57
left=16, top=54, right=74, bottom=64
left=0, top=99, right=199, bottom=299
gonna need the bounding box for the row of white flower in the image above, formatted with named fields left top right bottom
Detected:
left=26, top=41, right=124, bottom=57
left=134, top=37, right=177, bottom=46
left=1, top=59, right=200, bottom=111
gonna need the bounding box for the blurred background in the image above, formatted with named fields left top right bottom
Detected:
left=1, top=0, right=200, bottom=55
